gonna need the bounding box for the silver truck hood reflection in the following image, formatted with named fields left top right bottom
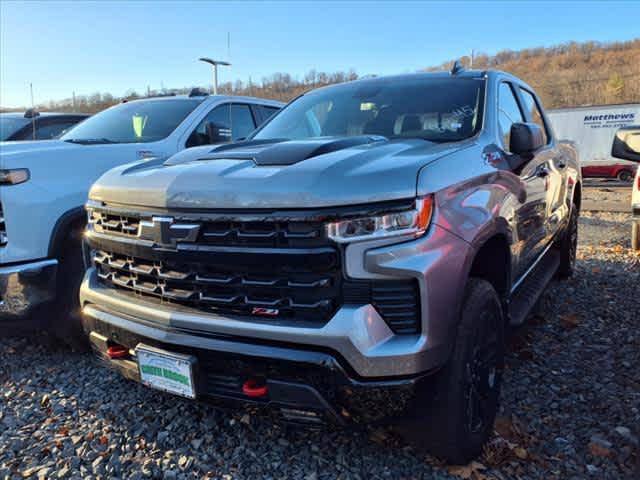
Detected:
left=90, top=138, right=471, bottom=209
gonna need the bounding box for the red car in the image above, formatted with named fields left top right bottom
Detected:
left=582, top=163, right=638, bottom=182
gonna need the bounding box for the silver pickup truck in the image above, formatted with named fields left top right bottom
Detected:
left=80, top=67, right=581, bottom=463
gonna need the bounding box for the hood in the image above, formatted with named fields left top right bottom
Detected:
left=90, top=137, right=473, bottom=209
left=0, top=139, right=71, bottom=156
left=0, top=139, right=166, bottom=170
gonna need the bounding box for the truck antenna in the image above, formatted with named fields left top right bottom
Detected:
left=30, top=83, right=36, bottom=140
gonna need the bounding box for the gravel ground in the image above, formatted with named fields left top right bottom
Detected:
left=1, top=211, right=638, bottom=480
left=582, top=186, right=632, bottom=213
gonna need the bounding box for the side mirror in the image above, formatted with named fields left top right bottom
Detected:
left=510, top=122, right=545, bottom=158
left=205, top=122, right=232, bottom=144
left=611, top=126, right=640, bottom=163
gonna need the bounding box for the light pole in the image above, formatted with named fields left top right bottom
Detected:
left=199, top=58, right=231, bottom=95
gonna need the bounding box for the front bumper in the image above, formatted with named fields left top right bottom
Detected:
left=0, top=259, right=57, bottom=321
left=80, top=222, right=473, bottom=378
left=83, top=312, right=431, bottom=425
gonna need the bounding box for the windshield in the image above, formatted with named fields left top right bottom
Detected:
left=0, top=116, right=30, bottom=141
left=254, top=77, right=485, bottom=143
left=60, top=99, right=201, bottom=144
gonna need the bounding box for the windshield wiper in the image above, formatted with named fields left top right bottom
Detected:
left=64, top=138, right=118, bottom=144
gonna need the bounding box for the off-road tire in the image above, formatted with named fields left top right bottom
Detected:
left=404, top=279, right=505, bottom=464
left=53, top=227, right=89, bottom=351
left=632, top=220, right=640, bottom=251
left=557, top=203, right=579, bottom=279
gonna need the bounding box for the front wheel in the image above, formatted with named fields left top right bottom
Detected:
left=403, top=279, right=505, bottom=464
left=557, top=204, right=578, bottom=279
left=53, top=228, right=89, bottom=351
left=632, top=220, right=640, bottom=251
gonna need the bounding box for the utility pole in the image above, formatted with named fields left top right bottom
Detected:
left=72, top=91, right=76, bottom=110
left=470, top=49, right=474, bottom=68
left=199, top=58, right=231, bottom=95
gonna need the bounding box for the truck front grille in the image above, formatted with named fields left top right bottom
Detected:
left=89, top=210, right=140, bottom=236
left=93, top=249, right=340, bottom=325
left=89, top=209, right=326, bottom=249
left=88, top=205, right=421, bottom=333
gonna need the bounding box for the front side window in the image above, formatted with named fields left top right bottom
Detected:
left=186, top=103, right=257, bottom=147
left=60, top=99, right=201, bottom=144
left=519, top=88, right=549, bottom=144
left=497, top=82, right=524, bottom=151
left=35, top=121, right=77, bottom=139
left=253, top=77, right=485, bottom=143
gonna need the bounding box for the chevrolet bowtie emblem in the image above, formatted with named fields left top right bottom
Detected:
left=138, top=216, right=200, bottom=247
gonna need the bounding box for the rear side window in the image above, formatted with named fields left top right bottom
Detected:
left=261, top=106, right=280, bottom=123
left=519, top=88, right=549, bottom=144
left=497, top=82, right=524, bottom=151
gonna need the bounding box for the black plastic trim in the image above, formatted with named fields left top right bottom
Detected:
left=91, top=198, right=417, bottom=223
left=83, top=302, right=436, bottom=384
left=48, top=206, right=86, bottom=257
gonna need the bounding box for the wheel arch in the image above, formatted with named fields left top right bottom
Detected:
left=48, top=206, right=86, bottom=258
left=467, top=233, right=512, bottom=304
left=573, top=181, right=582, bottom=213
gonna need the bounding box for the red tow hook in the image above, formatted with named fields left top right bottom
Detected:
left=106, top=344, right=129, bottom=359
left=242, top=377, right=268, bottom=398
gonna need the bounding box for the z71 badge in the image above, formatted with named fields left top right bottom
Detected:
left=251, top=307, right=279, bottom=317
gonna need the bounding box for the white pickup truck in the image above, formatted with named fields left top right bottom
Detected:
left=611, top=126, right=640, bottom=249
left=0, top=91, right=282, bottom=345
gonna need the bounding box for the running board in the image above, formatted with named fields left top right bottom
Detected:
left=509, top=249, right=560, bottom=326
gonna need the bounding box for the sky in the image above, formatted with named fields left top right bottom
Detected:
left=1, top=0, right=639, bottom=108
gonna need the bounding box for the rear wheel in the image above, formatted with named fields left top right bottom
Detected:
left=557, top=203, right=578, bottom=279
left=617, top=170, right=633, bottom=182
left=632, top=220, right=640, bottom=251
left=402, top=279, right=505, bottom=464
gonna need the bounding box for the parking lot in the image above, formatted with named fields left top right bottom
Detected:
left=0, top=185, right=637, bottom=480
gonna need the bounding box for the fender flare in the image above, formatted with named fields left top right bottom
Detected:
left=459, top=218, right=514, bottom=299
left=48, top=206, right=86, bottom=258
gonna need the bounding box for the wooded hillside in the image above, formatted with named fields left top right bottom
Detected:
left=5, top=39, right=639, bottom=113
left=427, top=39, right=640, bottom=109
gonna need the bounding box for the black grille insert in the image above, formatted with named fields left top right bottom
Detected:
left=200, top=221, right=327, bottom=248
left=89, top=210, right=140, bottom=236
left=344, top=280, right=421, bottom=334
left=94, top=249, right=340, bottom=325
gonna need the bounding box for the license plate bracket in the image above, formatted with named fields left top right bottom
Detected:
left=136, top=344, right=196, bottom=399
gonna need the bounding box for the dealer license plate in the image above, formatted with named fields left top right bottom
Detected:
left=136, top=345, right=196, bottom=399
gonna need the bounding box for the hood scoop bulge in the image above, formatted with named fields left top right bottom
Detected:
left=199, top=135, right=387, bottom=167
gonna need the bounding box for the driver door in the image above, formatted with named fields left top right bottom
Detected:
left=497, top=81, right=548, bottom=281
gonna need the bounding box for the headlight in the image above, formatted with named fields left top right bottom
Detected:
left=0, top=169, right=30, bottom=185
left=327, top=196, right=434, bottom=243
